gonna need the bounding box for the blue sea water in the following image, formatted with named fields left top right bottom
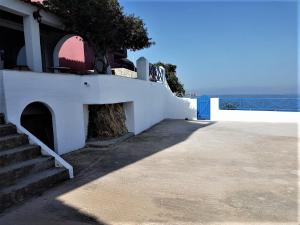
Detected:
left=210, top=95, right=300, bottom=112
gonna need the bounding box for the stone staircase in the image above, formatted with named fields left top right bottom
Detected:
left=0, top=113, right=69, bottom=212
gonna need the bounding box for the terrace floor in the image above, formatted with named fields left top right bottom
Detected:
left=0, top=120, right=298, bottom=225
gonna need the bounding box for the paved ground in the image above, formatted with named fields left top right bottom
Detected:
left=0, top=120, right=298, bottom=225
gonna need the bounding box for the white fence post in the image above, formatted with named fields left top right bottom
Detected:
left=23, top=15, right=43, bottom=72
left=136, top=57, right=149, bottom=81
left=159, top=66, right=167, bottom=84
left=210, top=98, right=220, bottom=121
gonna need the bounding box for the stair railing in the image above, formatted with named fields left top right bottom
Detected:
left=16, top=125, right=74, bottom=179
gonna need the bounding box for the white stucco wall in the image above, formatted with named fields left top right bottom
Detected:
left=211, top=98, right=300, bottom=123
left=1, top=71, right=196, bottom=155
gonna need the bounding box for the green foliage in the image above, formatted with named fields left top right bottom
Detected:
left=155, top=62, right=185, bottom=97
left=42, top=0, right=154, bottom=72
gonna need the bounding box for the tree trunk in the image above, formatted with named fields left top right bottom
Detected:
left=92, top=46, right=111, bottom=74
left=94, top=53, right=110, bottom=74
left=88, top=104, right=128, bottom=139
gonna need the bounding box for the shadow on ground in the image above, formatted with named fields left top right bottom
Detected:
left=0, top=120, right=215, bottom=225
left=66, top=120, right=215, bottom=179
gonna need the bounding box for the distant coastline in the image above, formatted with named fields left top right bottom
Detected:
left=210, top=94, right=300, bottom=98
left=192, top=94, right=300, bottom=112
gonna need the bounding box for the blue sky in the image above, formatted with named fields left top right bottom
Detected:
left=120, top=0, right=298, bottom=95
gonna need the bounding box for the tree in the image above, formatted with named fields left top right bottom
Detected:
left=155, top=62, right=185, bottom=97
left=42, top=0, right=154, bottom=73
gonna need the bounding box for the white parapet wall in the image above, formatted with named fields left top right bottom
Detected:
left=210, top=98, right=300, bottom=123
left=1, top=70, right=196, bottom=155
left=112, top=68, right=138, bottom=79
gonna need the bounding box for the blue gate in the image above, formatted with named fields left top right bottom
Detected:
left=197, top=95, right=210, bottom=120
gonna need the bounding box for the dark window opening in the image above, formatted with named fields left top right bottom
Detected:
left=0, top=26, right=25, bottom=69
left=21, top=102, right=55, bottom=150
left=0, top=10, right=25, bottom=70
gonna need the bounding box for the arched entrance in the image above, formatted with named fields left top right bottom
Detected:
left=21, top=102, right=55, bottom=150
left=53, top=34, right=94, bottom=73
left=17, top=46, right=27, bottom=66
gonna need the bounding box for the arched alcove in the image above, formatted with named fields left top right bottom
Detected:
left=21, top=102, right=55, bottom=150
left=17, top=46, right=27, bottom=66
left=53, top=35, right=94, bottom=73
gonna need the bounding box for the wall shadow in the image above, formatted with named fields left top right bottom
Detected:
left=66, top=119, right=215, bottom=179
left=1, top=120, right=297, bottom=225
left=0, top=119, right=215, bottom=225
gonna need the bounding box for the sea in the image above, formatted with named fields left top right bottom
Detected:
left=206, top=95, right=300, bottom=112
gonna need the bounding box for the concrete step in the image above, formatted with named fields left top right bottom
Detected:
left=0, top=113, right=70, bottom=213
left=0, top=168, right=68, bottom=212
left=0, top=134, right=28, bottom=151
left=0, top=145, right=41, bottom=167
left=0, top=124, right=17, bottom=137
left=0, top=157, right=54, bottom=188
left=87, top=132, right=134, bottom=149
left=0, top=114, right=4, bottom=125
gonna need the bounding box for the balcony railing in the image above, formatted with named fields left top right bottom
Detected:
left=149, top=64, right=164, bottom=83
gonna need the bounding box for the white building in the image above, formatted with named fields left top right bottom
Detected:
left=0, top=0, right=197, bottom=186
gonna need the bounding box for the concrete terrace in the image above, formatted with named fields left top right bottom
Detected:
left=0, top=120, right=298, bottom=225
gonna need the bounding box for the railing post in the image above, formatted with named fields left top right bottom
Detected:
left=159, top=66, right=167, bottom=84
left=136, top=57, right=149, bottom=81
left=210, top=98, right=220, bottom=121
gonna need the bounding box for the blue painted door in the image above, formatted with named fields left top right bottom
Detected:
left=197, top=95, right=210, bottom=120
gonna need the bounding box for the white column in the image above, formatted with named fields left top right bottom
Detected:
left=136, top=57, right=149, bottom=81
left=23, top=15, right=43, bottom=72
left=0, top=72, right=6, bottom=114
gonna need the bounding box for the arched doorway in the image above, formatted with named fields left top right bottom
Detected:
left=21, top=102, right=55, bottom=150
left=17, top=46, right=27, bottom=66
left=53, top=35, right=94, bottom=73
